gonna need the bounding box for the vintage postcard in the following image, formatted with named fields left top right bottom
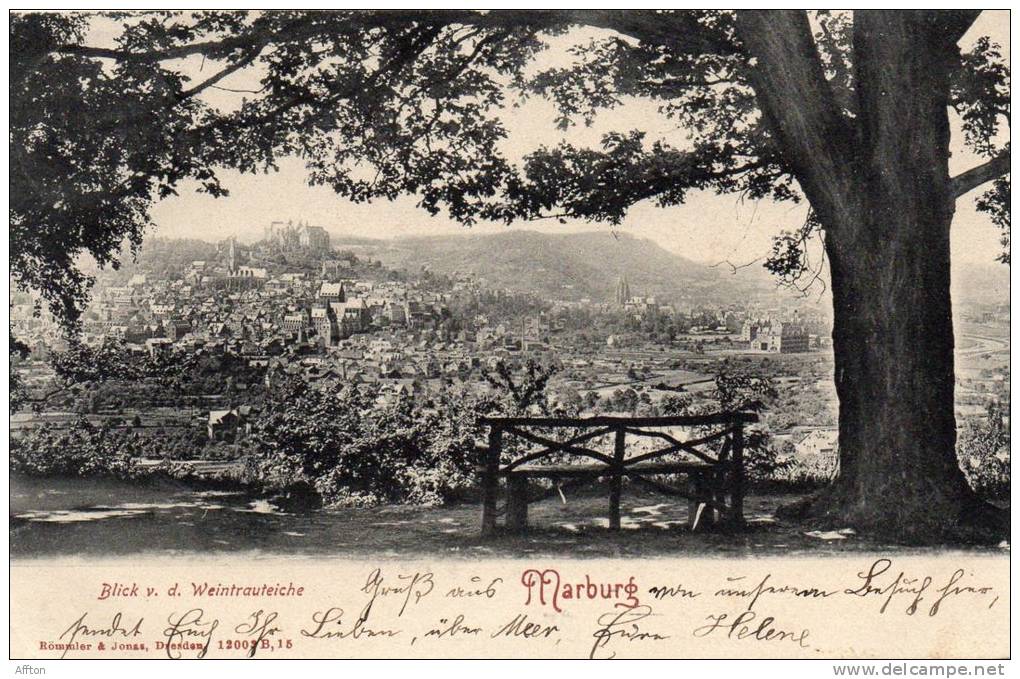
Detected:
left=8, top=8, right=1011, bottom=665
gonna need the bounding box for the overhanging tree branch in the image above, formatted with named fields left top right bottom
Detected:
left=503, top=147, right=774, bottom=223
left=548, top=10, right=738, bottom=55
left=734, top=10, right=857, bottom=228
left=951, top=152, right=1010, bottom=198
left=931, top=10, right=984, bottom=46
left=53, top=13, right=393, bottom=62
left=178, top=41, right=268, bottom=100
left=53, top=10, right=738, bottom=65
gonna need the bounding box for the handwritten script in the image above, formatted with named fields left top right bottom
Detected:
left=18, top=557, right=1006, bottom=659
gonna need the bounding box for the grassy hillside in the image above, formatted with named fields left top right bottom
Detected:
left=373, top=230, right=751, bottom=303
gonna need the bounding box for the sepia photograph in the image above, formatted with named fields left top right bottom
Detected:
left=8, top=7, right=1012, bottom=663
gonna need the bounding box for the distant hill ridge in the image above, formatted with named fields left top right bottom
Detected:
left=373, top=229, right=736, bottom=303
left=127, top=229, right=1007, bottom=307
left=372, top=229, right=1008, bottom=306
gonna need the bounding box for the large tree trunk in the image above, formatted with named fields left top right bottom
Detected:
left=813, top=12, right=999, bottom=539
left=823, top=197, right=973, bottom=537
left=739, top=11, right=1005, bottom=540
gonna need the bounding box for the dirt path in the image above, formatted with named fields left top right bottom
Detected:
left=10, top=476, right=1007, bottom=559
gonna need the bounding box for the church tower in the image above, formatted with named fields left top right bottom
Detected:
left=227, top=237, right=237, bottom=274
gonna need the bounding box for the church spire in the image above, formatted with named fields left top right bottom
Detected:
left=615, top=275, right=631, bottom=305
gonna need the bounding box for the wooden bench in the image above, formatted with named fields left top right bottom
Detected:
left=477, top=414, right=755, bottom=535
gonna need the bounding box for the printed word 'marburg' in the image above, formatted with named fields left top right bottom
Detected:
left=521, top=569, right=639, bottom=613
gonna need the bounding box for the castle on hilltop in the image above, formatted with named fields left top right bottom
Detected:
left=263, top=220, right=330, bottom=252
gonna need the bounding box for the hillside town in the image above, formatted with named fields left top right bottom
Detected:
left=11, top=223, right=1009, bottom=478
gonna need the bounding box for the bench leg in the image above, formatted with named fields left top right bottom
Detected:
left=729, top=424, right=745, bottom=527
left=711, top=472, right=726, bottom=526
left=687, top=475, right=714, bottom=531
left=481, top=473, right=499, bottom=536
left=608, top=474, right=622, bottom=531
left=481, top=427, right=502, bottom=536
left=686, top=480, right=700, bottom=531
left=609, top=429, right=625, bottom=531
left=507, top=476, right=529, bottom=535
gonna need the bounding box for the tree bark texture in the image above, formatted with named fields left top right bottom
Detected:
left=739, top=11, right=999, bottom=538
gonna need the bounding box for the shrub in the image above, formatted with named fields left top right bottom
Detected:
left=11, top=417, right=140, bottom=478
left=767, top=439, right=837, bottom=487
left=10, top=418, right=227, bottom=485
left=742, top=429, right=796, bottom=484
left=131, top=426, right=210, bottom=461
left=958, top=401, right=1010, bottom=500
left=242, top=377, right=492, bottom=508
left=659, top=367, right=792, bottom=485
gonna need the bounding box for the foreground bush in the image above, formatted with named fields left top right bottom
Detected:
left=657, top=369, right=794, bottom=486
left=957, top=401, right=1010, bottom=500
left=11, top=417, right=141, bottom=478
left=10, top=418, right=226, bottom=483
left=242, top=380, right=484, bottom=508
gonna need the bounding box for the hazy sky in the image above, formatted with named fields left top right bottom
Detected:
left=134, top=11, right=1009, bottom=267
